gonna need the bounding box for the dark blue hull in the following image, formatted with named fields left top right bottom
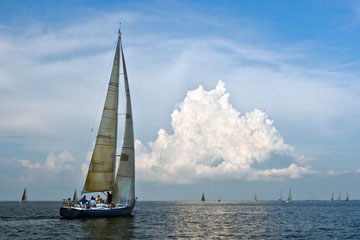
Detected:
left=60, top=205, right=134, bottom=219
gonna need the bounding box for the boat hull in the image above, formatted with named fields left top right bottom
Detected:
left=60, top=205, right=134, bottom=219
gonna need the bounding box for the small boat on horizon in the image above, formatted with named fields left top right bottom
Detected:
left=345, top=193, right=349, bottom=201
left=278, top=190, right=283, bottom=202
left=330, top=192, right=333, bottom=202
left=253, top=193, right=257, bottom=202
left=20, top=188, right=27, bottom=202
left=217, top=195, right=221, bottom=202
left=201, top=193, right=205, bottom=202
left=337, top=192, right=341, bottom=203
left=60, top=29, right=136, bottom=218
left=286, top=188, right=292, bottom=203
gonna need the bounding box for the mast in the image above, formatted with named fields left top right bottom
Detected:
left=112, top=29, right=136, bottom=205
left=82, top=31, right=120, bottom=193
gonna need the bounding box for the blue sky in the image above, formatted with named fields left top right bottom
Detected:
left=0, top=0, right=360, bottom=201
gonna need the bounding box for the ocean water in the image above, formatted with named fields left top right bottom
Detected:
left=1, top=201, right=360, bottom=239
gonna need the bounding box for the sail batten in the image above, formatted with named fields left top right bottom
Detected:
left=82, top=36, right=120, bottom=193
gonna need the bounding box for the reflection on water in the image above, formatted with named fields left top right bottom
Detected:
left=80, top=216, right=134, bottom=239
left=1, top=201, right=360, bottom=239
left=168, top=201, right=270, bottom=238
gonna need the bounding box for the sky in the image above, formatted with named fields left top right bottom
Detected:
left=0, top=0, right=360, bottom=201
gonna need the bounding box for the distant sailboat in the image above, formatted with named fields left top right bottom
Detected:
left=337, top=192, right=341, bottom=203
left=345, top=193, right=349, bottom=201
left=201, top=193, right=205, bottom=202
left=253, top=193, right=257, bottom=202
left=73, top=190, right=78, bottom=202
left=278, top=190, right=283, bottom=202
left=286, top=188, right=292, bottom=203
left=20, top=188, right=27, bottom=202
left=217, top=195, right=221, bottom=202
left=60, top=29, right=136, bottom=218
left=330, top=192, right=334, bottom=202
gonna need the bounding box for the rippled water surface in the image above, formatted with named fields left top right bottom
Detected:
left=1, top=201, right=360, bottom=239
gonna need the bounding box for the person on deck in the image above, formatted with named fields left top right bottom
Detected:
left=97, top=195, right=102, bottom=202
left=106, top=192, right=112, bottom=204
left=66, top=198, right=71, bottom=208
left=89, top=196, right=96, bottom=207
left=81, top=195, right=87, bottom=207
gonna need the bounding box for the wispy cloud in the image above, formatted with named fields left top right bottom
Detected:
left=327, top=169, right=360, bottom=176
left=19, top=150, right=74, bottom=174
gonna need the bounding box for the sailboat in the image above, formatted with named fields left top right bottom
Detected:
left=330, top=192, right=334, bottom=202
left=73, top=190, right=78, bottom=202
left=345, top=193, right=349, bottom=201
left=60, top=30, right=136, bottom=218
left=20, top=188, right=27, bottom=202
left=337, top=192, right=341, bottom=203
left=253, top=193, right=257, bottom=202
left=217, top=195, right=221, bottom=202
left=286, top=188, right=292, bottom=203
left=201, top=193, right=205, bottom=202
left=278, top=190, right=283, bottom=202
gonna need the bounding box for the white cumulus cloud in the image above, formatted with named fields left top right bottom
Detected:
left=136, top=81, right=314, bottom=184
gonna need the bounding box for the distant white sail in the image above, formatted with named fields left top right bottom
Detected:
left=337, top=192, right=341, bottom=202
left=286, top=188, right=292, bottom=202
left=83, top=37, right=120, bottom=193
left=112, top=46, right=135, bottom=204
left=278, top=190, right=283, bottom=202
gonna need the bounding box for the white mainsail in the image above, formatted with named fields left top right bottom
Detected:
left=112, top=46, right=135, bottom=205
left=83, top=36, right=120, bottom=193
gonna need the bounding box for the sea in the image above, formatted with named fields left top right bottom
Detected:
left=1, top=200, right=360, bottom=239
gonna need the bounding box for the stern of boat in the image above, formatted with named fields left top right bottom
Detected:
left=60, top=207, right=81, bottom=219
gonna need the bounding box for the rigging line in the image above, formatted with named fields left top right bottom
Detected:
left=83, top=35, right=118, bottom=165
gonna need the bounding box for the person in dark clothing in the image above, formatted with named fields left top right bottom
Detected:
left=106, top=192, right=112, bottom=204
left=81, top=195, right=87, bottom=207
